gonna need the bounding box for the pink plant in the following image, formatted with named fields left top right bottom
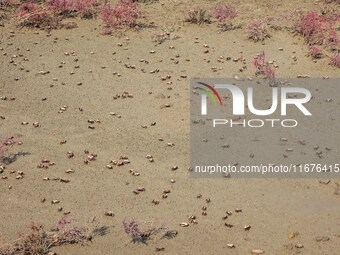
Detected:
left=73, top=0, right=98, bottom=18
left=296, top=10, right=339, bottom=47
left=123, top=219, right=166, bottom=243
left=253, top=51, right=266, bottom=68
left=186, top=6, right=211, bottom=24
left=329, top=52, right=340, bottom=67
left=0, top=218, right=100, bottom=255
left=16, top=2, right=57, bottom=28
left=100, top=3, right=114, bottom=26
left=123, top=219, right=141, bottom=238
left=262, top=65, right=275, bottom=81
left=100, top=0, right=143, bottom=29
left=325, top=28, right=339, bottom=49
left=297, top=11, right=323, bottom=41
left=46, top=0, right=98, bottom=18
left=15, top=0, right=99, bottom=28
left=212, top=2, right=237, bottom=23
left=46, top=0, right=74, bottom=14
left=57, top=215, right=71, bottom=227
left=57, top=217, right=88, bottom=245
left=252, top=51, right=276, bottom=81
left=16, top=2, right=38, bottom=16
left=16, top=222, right=48, bottom=254
left=309, top=45, right=323, bottom=59
left=246, top=19, right=270, bottom=42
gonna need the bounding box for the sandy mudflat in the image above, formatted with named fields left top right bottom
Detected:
left=0, top=0, right=340, bottom=254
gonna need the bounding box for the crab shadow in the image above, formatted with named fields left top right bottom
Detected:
left=130, top=229, right=176, bottom=245
left=0, top=151, right=30, bottom=165
left=91, top=226, right=110, bottom=238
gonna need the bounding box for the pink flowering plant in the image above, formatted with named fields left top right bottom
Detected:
left=100, top=0, right=144, bottom=30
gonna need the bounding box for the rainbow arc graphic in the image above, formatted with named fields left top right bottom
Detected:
left=196, top=82, right=223, bottom=106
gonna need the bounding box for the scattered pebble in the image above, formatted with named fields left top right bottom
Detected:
left=104, top=211, right=114, bottom=217
left=251, top=249, right=264, bottom=254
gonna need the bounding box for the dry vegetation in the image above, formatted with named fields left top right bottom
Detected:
left=0, top=0, right=338, bottom=65
left=0, top=217, right=108, bottom=255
